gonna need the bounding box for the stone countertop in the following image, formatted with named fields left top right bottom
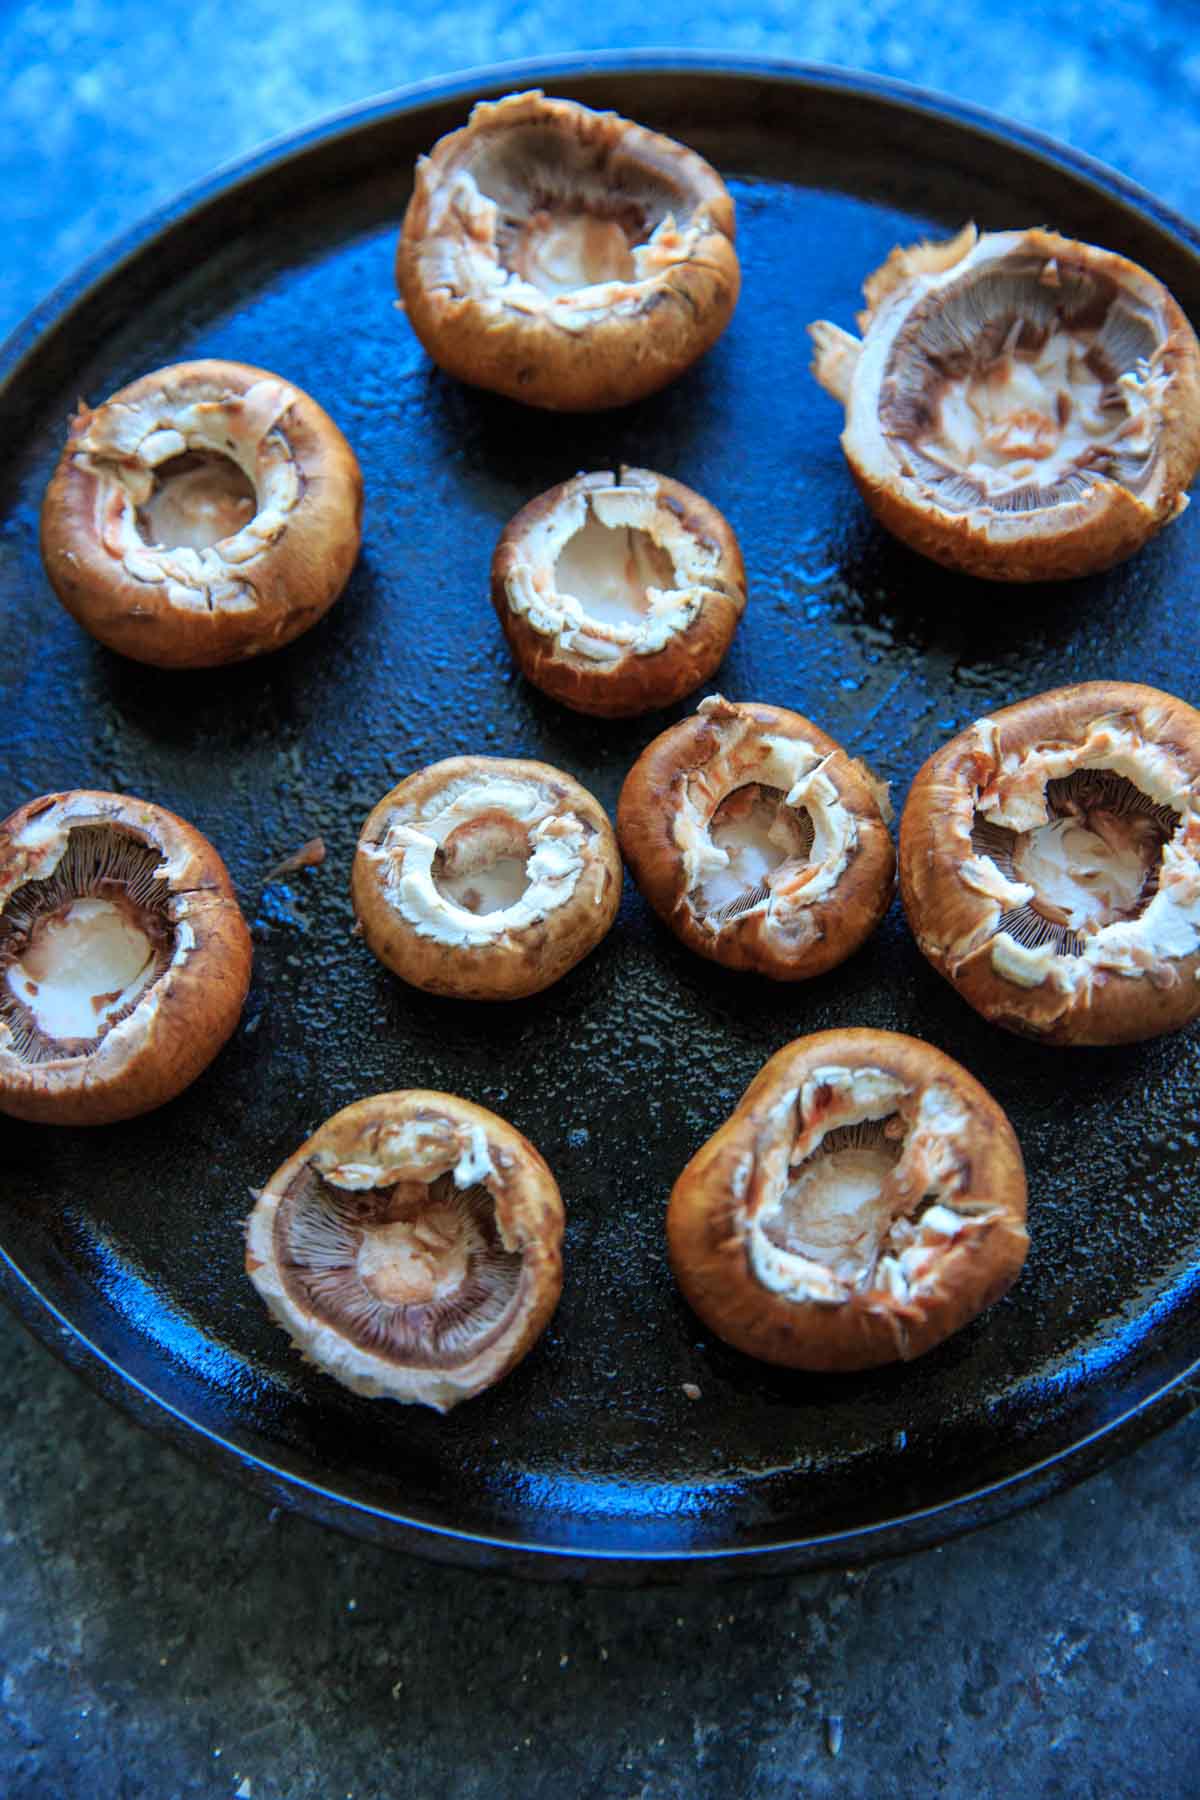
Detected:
left=2, top=4, right=1199, bottom=1797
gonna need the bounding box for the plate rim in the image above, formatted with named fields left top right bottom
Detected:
left=4, top=52, right=1200, bottom=1580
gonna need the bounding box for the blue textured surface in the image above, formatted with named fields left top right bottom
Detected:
left=3, top=14, right=1200, bottom=1800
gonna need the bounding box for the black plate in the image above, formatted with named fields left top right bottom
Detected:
left=3, top=55, right=1200, bottom=1581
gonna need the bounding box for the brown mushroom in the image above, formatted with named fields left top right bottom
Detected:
left=809, top=226, right=1200, bottom=580
left=245, top=1089, right=564, bottom=1411
left=899, top=680, right=1200, bottom=1045
left=0, top=790, right=251, bottom=1125
left=667, top=1029, right=1028, bottom=1372
left=617, top=696, right=895, bottom=979
left=491, top=467, right=746, bottom=717
left=396, top=90, right=740, bottom=411
left=351, top=755, right=622, bottom=1000
left=41, top=359, right=363, bottom=667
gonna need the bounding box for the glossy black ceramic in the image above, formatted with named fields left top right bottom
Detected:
left=2, top=56, right=1199, bottom=1579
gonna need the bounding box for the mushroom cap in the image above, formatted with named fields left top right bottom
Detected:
left=667, top=1028, right=1029, bottom=1372
left=491, top=467, right=747, bottom=718
left=41, top=358, right=363, bottom=667
left=809, top=226, right=1200, bottom=580
left=397, top=90, right=740, bottom=411
left=244, top=1089, right=564, bottom=1411
left=351, top=755, right=622, bottom=1000
left=617, top=695, right=895, bottom=979
left=899, top=680, right=1200, bottom=1045
left=0, top=790, right=251, bottom=1125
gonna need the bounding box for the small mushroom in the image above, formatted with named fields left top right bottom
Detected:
left=41, top=359, right=363, bottom=667
left=245, top=1090, right=564, bottom=1410
left=617, top=696, right=895, bottom=979
left=0, top=790, right=252, bottom=1125
left=667, top=1029, right=1029, bottom=1371
left=397, top=90, right=740, bottom=411
left=809, top=225, right=1200, bottom=580
left=899, top=680, right=1200, bottom=1045
left=491, top=468, right=746, bottom=717
left=351, top=756, right=622, bottom=1000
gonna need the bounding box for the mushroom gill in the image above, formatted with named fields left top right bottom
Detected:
left=458, top=115, right=699, bottom=296
left=880, top=259, right=1166, bottom=513
left=0, top=826, right=174, bottom=1063
left=275, top=1166, right=524, bottom=1368
left=972, top=768, right=1179, bottom=957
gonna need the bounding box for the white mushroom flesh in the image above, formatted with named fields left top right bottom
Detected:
left=76, top=377, right=301, bottom=613
left=676, top=696, right=858, bottom=932
left=956, top=715, right=1199, bottom=992
left=362, top=771, right=590, bottom=948
left=743, top=1068, right=994, bottom=1306
left=504, top=475, right=739, bottom=663
left=8, top=897, right=157, bottom=1040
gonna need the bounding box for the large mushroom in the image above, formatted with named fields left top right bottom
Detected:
left=0, top=790, right=251, bottom=1125
left=618, top=696, right=894, bottom=979
left=667, top=1029, right=1029, bottom=1372
left=491, top=468, right=746, bottom=717
left=899, top=680, right=1200, bottom=1044
left=809, top=226, right=1200, bottom=580
left=245, top=1090, right=564, bottom=1411
left=351, top=756, right=622, bottom=1000
left=41, top=359, right=363, bottom=666
left=397, top=90, right=740, bottom=411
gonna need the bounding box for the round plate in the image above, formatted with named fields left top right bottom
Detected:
left=3, top=56, right=1199, bottom=1580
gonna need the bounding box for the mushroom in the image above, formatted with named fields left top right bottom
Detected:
left=617, top=695, right=895, bottom=979
left=0, top=790, right=252, bottom=1125
left=351, top=756, right=622, bottom=1000
left=245, top=1090, right=564, bottom=1411
left=899, top=680, right=1200, bottom=1044
left=396, top=90, right=740, bottom=411
left=667, top=1029, right=1029, bottom=1371
left=809, top=225, right=1200, bottom=580
left=41, top=359, right=363, bottom=667
left=491, top=467, right=746, bottom=717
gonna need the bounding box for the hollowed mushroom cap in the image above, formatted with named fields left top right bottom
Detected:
left=0, top=790, right=251, bottom=1125
left=667, top=1028, right=1028, bottom=1372
left=245, top=1089, right=564, bottom=1411
left=397, top=90, right=740, bottom=412
left=41, top=359, right=363, bottom=667
left=809, top=226, right=1200, bottom=581
left=351, top=755, right=622, bottom=1000
left=617, top=696, right=895, bottom=979
left=899, top=680, right=1200, bottom=1045
left=491, top=467, right=747, bottom=718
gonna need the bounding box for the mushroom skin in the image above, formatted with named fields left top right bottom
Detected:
left=245, top=1090, right=565, bottom=1412
left=41, top=359, right=363, bottom=667
left=900, top=682, right=1200, bottom=1045
left=618, top=696, right=895, bottom=979
left=809, top=225, right=1200, bottom=581
left=351, top=756, right=622, bottom=1000
left=667, top=1029, right=1028, bottom=1372
left=491, top=468, right=747, bottom=718
left=397, top=90, right=740, bottom=412
left=0, top=790, right=251, bottom=1126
